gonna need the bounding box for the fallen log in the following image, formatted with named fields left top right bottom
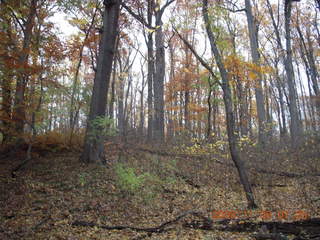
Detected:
left=72, top=209, right=320, bottom=240
left=72, top=210, right=212, bottom=233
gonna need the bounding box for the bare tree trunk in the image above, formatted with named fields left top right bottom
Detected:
left=206, top=78, right=213, bottom=139
left=284, top=0, right=303, bottom=146
left=138, top=60, right=146, bottom=137
left=153, top=8, right=165, bottom=142
left=146, top=1, right=154, bottom=141
left=117, top=74, right=125, bottom=136
left=123, top=76, right=132, bottom=136
left=244, top=0, right=267, bottom=146
left=109, top=64, right=117, bottom=120
left=202, top=0, right=257, bottom=209
left=80, top=0, right=121, bottom=164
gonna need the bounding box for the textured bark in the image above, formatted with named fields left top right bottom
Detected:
left=139, top=59, right=146, bottom=136
left=202, top=0, right=257, bottom=209
left=153, top=1, right=174, bottom=142
left=183, top=43, right=192, bottom=132
left=236, top=79, right=249, bottom=137
left=117, top=73, right=125, bottom=136
left=146, top=1, right=154, bottom=141
left=206, top=80, right=213, bottom=139
left=277, top=76, right=288, bottom=140
left=153, top=11, right=165, bottom=142
left=80, top=0, right=121, bottom=164
left=284, top=0, right=303, bottom=146
left=108, top=64, right=117, bottom=119
left=244, top=0, right=267, bottom=146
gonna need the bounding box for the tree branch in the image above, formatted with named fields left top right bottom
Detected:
left=173, top=26, right=221, bottom=87
left=158, top=0, right=175, bottom=20
left=72, top=210, right=212, bottom=233
left=121, top=3, right=155, bottom=30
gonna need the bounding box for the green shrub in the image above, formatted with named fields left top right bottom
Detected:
left=78, top=172, right=89, bottom=187
left=115, top=163, right=144, bottom=195
left=88, top=116, right=117, bottom=141
left=114, top=163, right=163, bottom=204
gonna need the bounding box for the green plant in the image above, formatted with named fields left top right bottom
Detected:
left=88, top=116, right=117, bottom=141
left=115, top=163, right=144, bottom=195
left=164, top=176, right=177, bottom=186
left=114, top=163, right=163, bottom=204
left=78, top=172, right=89, bottom=187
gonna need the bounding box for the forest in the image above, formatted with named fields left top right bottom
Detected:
left=0, top=0, right=320, bottom=239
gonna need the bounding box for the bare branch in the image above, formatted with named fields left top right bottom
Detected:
left=173, top=26, right=221, bottom=87
left=121, top=3, right=155, bottom=30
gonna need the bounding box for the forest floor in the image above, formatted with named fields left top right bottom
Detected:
left=1, top=138, right=320, bottom=240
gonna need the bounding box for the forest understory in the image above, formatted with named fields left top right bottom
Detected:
left=1, top=138, right=320, bottom=240
left=1, top=0, right=320, bottom=239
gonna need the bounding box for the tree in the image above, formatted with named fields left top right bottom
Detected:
left=153, top=0, right=175, bottom=142
left=68, top=3, right=99, bottom=144
left=244, top=0, right=267, bottom=146
left=284, top=0, right=303, bottom=146
left=146, top=0, right=155, bottom=141
left=202, top=0, right=257, bottom=209
left=80, top=0, right=121, bottom=164
left=11, top=0, right=38, bottom=140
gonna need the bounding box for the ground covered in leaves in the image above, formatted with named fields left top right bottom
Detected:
left=1, top=139, right=320, bottom=240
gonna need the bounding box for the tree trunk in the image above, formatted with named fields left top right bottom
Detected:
left=70, top=8, right=97, bottom=143
left=284, top=0, right=303, bottom=147
left=109, top=63, right=117, bottom=119
left=206, top=79, right=213, bottom=139
left=146, top=1, right=154, bottom=141
left=12, top=0, right=37, bottom=137
left=296, top=24, right=320, bottom=119
left=202, top=0, right=257, bottom=209
left=244, top=0, right=267, bottom=146
left=80, top=0, right=121, bottom=164
left=153, top=10, right=165, bottom=142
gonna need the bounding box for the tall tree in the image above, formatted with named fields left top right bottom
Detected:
left=80, top=0, right=121, bottom=163
left=153, top=0, right=175, bottom=142
left=202, top=0, right=257, bottom=209
left=69, top=5, right=99, bottom=144
left=146, top=0, right=155, bottom=141
left=11, top=0, right=38, bottom=138
left=284, top=0, right=303, bottom=146
left=244, top=0, right=267, bottom=146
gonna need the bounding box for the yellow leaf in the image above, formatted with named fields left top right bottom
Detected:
left=146, top=28, right=155, bottom=33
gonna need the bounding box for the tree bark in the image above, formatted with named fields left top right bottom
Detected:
left=244, top=0, right=267, bottom=146
left=80, top=0, right=121, bottom=164
left=202, top=0, right=257, bottom=209
left=109, top=63, right=117, bottom=120
left=146, top=1, right=154, bottom=141
left=12, top=0, right=37, bottom=137
left=153, top=8, right=166, bottom=142
left=284, top=0, right=303, bottom=147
